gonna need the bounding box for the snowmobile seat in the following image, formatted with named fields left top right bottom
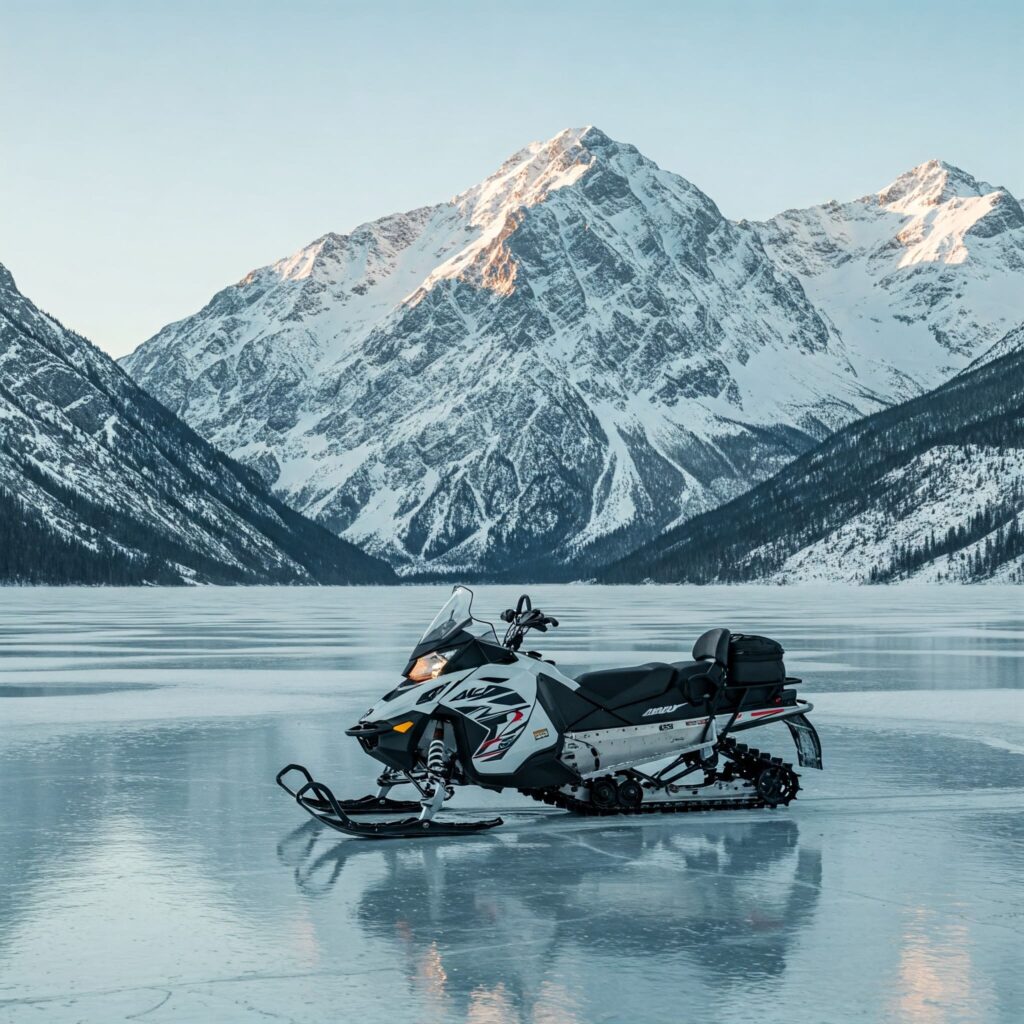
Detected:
left=574, top=662, right=678, bottom=710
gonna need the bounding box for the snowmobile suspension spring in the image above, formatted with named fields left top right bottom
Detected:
left=427, top=737, right=447, bottom=775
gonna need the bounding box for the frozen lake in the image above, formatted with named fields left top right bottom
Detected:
left=1, top=584, right=1022, bottom=1024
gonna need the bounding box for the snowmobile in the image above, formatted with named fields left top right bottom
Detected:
left=277, top=586, right=822, bottom=839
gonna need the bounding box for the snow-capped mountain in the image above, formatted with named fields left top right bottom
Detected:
left=122, top=129, right=1024, bottom=576
left=753, top=159, right=1024, bottom=393
left=0, top=262, right=394, bottom=584
left=599, top=343, right=1024, bottom=584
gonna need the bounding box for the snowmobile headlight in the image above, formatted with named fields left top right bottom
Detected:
left=406, top=648, right=456, bottom=683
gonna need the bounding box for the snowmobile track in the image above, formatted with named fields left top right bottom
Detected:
left=521, top=738, right=800, bottom=817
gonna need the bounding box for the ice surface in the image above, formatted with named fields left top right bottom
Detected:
left=1, top=585, right=1022, bottom=1023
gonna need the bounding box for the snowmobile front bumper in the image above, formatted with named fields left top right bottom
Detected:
left=275, top=763, right=503, bottom=840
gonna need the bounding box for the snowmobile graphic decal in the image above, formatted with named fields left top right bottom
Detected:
left=450, top=684, right=524, bottom=706
left=446, top=684, right=532, bottom=762
left=416, top=683, right=450, bottom=706
left=642, top=703, right=685, bottom=717
left=470, top=706, right=532, bottom=761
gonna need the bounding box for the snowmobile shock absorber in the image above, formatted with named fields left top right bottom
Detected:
left=427, top=727, right=447, bottom=775
left=417, top=728, right=450, bottom=822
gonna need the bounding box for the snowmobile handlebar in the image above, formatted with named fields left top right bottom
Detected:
left=501, top=595, right=558, bottom=649
left=501, top=594, right=532, bottom=620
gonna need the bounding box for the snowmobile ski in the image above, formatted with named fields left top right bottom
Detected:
left=276, top=765, right=423, bottom=815
left=276, top=764, right=502, bottom=839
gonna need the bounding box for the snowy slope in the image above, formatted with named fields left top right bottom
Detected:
left=0, top=263, right=395, bottom=584
left=601, top=346, right=1024, bottom=584
left=123, top=130, right=1024, bottom=577
left=754, top=160, right=1024, bottom=394
left=772, top=446, right=1024, bottom=583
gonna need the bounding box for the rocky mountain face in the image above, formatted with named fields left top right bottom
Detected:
left=753, top=159, right=1024, bottom=396
left=599, top=338, right=1024, bottom=585
left=122, top=129, right=1024, bottom=577
left=0, top=263, right=395, bottom=585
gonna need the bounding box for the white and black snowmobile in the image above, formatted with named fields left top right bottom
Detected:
left=277, top=586, right=822, bottom=839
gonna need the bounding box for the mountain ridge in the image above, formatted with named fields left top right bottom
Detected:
left=0, top=262, right=396, bottom=585
left=598, top=336, right=1024, bottom=585
left=122, top=128, right=1024, bottom=578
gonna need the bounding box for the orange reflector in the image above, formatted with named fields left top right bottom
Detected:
left=393, top=721, right=414, bottom=733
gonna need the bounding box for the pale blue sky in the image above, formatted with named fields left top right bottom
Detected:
left=2, top=0, right=1021, bottom=357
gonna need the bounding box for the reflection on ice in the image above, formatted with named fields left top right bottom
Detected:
left=892, top=916, right=995, bottom=1024
left=280, top=815, right=822, bottom=1004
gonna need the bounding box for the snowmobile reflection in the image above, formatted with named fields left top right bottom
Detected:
left=278, top=817, right=822, bottom=1015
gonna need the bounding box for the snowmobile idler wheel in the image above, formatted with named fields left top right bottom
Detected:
left=755, top=764, right=798, bottom=806
left=590, top=777, right=619, bottom=810
left=617, top=779, right=644, bottom=809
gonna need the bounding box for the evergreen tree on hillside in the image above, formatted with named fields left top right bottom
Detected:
left=601, top=347, right=1024, bottom=584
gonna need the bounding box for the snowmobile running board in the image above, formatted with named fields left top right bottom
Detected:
left=275, top=764, right=503, bottom=840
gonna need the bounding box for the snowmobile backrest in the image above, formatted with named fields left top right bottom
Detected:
left=692, top=628, right=730, bottom=667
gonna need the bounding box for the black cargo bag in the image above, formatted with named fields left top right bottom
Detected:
left=727, top=633, right=786, bottom=685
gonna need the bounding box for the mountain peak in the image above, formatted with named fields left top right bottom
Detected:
left=877, top=159, right=995, bottom=212
left=558, top=124, right=611, bottom=147
left=505, top=125, right=610, bottom=161
left=0, top=256, right=395, bottom=585
left=538, top=125, right=633, bottom=163
left=453, top=127, right=600, bottom=226
left=451, top=125, right=650, bottom=229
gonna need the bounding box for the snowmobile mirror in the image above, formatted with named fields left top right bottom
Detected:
left=500, top=609, right=516, bottom=623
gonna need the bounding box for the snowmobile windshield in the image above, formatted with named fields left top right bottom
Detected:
left=419, top=586, right=475, bottom=647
